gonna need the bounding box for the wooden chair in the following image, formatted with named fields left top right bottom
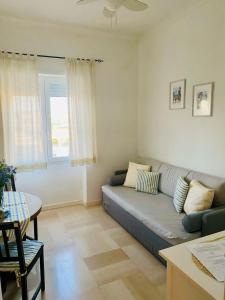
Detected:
left=0, top=221, right=45, bottom=300
left=4, top=176, right=39, bottom=240
left=4, top=174, right=16, bottom=192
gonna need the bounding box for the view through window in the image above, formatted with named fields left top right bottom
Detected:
left=40, top=75, right=69, bottom=161
left=50, top=96, right=69, bottom=158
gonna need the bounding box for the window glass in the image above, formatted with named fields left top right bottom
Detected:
left=40, top=75, right=69, bottom=162
left=50, top=96, right=69, bottom=158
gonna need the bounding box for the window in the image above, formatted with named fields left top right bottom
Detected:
left=40, top=75, right=70, bottom=162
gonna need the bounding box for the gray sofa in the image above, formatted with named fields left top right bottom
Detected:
left=102, top=158, right=225, bottom=264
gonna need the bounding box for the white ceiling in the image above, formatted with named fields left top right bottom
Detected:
left=0, top=0, right=201, bottom=35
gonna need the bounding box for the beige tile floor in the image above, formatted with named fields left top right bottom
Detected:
left=3, top=205, right=166, bottom=300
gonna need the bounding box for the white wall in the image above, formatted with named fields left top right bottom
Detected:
left=138, top=0, right=225, bottom=178
left=0, top=16, right=138, bottom=205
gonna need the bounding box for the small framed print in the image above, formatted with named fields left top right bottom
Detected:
left=170, top=79, right=186, bottom=110
left=193, top=82, right=214, bottom=117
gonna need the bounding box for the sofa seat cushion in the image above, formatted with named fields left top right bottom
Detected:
left=102, top=185, right=200, bottom=243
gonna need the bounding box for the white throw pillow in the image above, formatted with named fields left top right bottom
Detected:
left=184, top=180, right=214, bottom=215
left=124, top=162, right=151, bottom=188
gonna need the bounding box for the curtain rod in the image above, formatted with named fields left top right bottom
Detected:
left=1, top=51, right=104, bottom=63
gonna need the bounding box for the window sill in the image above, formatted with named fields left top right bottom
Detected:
left=47, top=159, right=70, bottom=167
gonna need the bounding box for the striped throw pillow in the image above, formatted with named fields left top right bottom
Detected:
left=173, top=177, right=189, bottom=213
left=136, top=170, right=160, bottom=195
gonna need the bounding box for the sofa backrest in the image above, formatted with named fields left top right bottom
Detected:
left=137, top=157, right=162, bottom=172
left=138, top=157, right=225, bottom=207
left=186, top=171, right=225, bottom=207
left=158, top=163, right=189, bottom=198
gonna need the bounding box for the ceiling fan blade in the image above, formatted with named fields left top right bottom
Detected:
left=76, top=0, right=98, bottom=5
left=123, top=0, right=148, bottom=11
left=103, top=7, right=116, bottom=17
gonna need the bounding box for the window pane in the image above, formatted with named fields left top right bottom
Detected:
left=50, top=97, right=69, bottom=158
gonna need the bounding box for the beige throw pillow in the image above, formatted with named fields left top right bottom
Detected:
left=184, top=180, right=214, bottom=214
left=124, top=162, right=151, bottom=188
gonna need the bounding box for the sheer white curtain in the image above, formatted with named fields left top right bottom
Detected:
left=66, top=58, right=97, bottom=166
left=0, top=53, right=46, bottom=170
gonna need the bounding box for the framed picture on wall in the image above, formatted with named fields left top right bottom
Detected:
left=193, top=82, right=214, bottom=117
left=169, top=79, right=186, bottom=110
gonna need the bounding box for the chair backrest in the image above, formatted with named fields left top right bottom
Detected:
left=0, top=221, right=26, bottom=274
left=4, top=174, right=16, bottom=192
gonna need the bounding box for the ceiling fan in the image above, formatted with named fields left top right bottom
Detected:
left=76, top=0, right=148, bottom=18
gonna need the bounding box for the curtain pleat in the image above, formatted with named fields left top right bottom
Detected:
left=0, top=53, right=46, bottom=170
left=66, top=58, right=97, bottom=166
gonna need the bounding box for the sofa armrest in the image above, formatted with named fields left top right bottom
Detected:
left=182, top=209, right=211, bottom=233
left=114, top=169, right=127, bottom=176
left=202, top=207, right=225, bottom=236
left=109, top=173, right=126, bottom=186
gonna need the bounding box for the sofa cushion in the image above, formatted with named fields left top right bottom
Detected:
left=110, top=173, right=127, bottom=186
left=102, top=185, right=200, bottom=242
left=182, top=209, right=212, bottom=233
left=184, top=180, right=214, bottom=214
left=124, top=162, right=150, bottom=188
left=136, top=170, right=160, bottom=195
left=173, top=177, right=189, bottom=213
left=158, top=163, right=189, bottom=197
left=114, top=169, right=127, bottom=175
left=186, top=171, right=225, bottom=207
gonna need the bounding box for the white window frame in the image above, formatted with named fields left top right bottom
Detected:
left=39, top=74, right=69, bottom=163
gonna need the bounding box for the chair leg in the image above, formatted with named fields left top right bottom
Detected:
left=21, top=275, right=28, bottom=300
left=40, top=249, right=45, bottom=291
left=1, top=273, right=7, bottom=294
left=34, top=218, right=38, bottom=240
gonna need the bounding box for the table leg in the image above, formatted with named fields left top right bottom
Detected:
left=34, top=218, right=38, bottom=240
left=167, top=263, right=173, bottom=300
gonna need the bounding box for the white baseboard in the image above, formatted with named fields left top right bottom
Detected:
left=42, top=200, right=82, bottom=211
left=42, top=199, right=101, bottom=210
left=83, top=200, right=102, bottom=207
